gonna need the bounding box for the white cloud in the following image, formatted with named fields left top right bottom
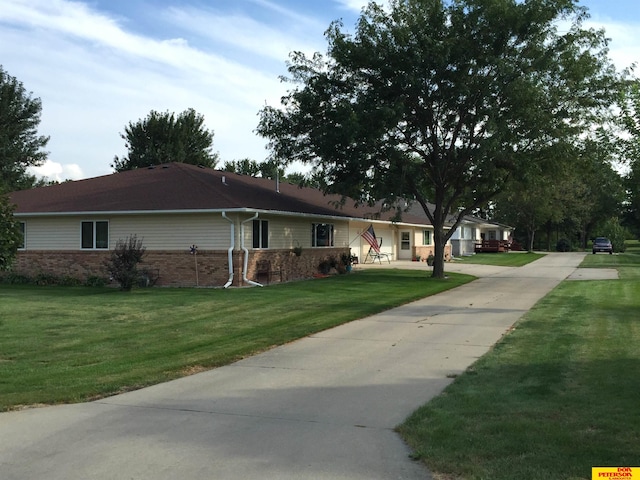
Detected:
left=165, top=6, right=324, bottom=63
left=589, top=21, right=640, bottom=72
left=334, top=0, right=369, bottom=13
left=0, top=0, right=304, bottom=178
left=29, top=160, right=85, bottom=182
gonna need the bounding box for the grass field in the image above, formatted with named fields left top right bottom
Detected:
left=398, top=242, right=640, bottom=480
left=452, top=251, right=545, bottom=267
left=0, top=269, right=473, bottom=411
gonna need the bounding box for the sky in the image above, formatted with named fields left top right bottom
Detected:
left=1, top=0, right=639, bottom=182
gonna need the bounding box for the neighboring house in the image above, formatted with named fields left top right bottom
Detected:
left=449, top=216, right=513, bottom=257
left=8, top=163, right=450, bottom=287
left=404, top=203, right=512, bottom=258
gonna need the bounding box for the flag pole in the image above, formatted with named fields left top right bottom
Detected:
left=349, top=225, right=369, bottom=245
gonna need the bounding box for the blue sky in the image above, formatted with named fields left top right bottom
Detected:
left=0, top=0, right=638, bottom=181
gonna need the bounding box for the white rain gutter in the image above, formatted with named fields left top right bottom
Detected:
left=221, top=212, right=235, bottom=288
left=241, top=213, right=263, bottom=287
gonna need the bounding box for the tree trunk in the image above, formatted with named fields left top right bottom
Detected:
left=431, top=219, right=446, bottom=278
left=528, top=228, right=536, bottom=252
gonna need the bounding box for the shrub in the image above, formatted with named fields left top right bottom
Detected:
left=556, top=238, right=571, bottom=252
left=1, top=272, right=32, bottom=284
left=34, top=273, right=60, bottom=286
left=598, top=218, right=628, bottom=253
left=104, top=235, right=146, bottom=291
left=85, top=275, right=108, bottom=288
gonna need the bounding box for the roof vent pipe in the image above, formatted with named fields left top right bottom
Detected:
left=221, top=212, right=235, bottom=288
left=222, top=175, right=227, bottom=185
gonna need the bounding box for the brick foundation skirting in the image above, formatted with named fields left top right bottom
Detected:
left=11, top=248, right=351, bottom=288
left=413, top=245, right=452, bottom=261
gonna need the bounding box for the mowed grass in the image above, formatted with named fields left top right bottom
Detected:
left=452, top=251, right=545, bottom=267
left=580, top=241, right=640, bottom=280
left=398, top=242, right=640, bottom=480
left=0, top=269, right=473, bottom=411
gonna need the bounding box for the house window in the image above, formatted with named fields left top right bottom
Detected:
left=19, top=222, right=26, bottom=249
left=252, top=219, right=269, bottom=249
left=423, top=230, right=431, bottom=245
left=401, top=231, right=411, bottom=250
left=81, top=221, right=109, bottom=249
left=312, top=223, right=334, bottom=247
left=488, top=230, right=497, bottom=240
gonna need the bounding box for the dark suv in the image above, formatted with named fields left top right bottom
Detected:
left=592, top=237, right=613, bottom=254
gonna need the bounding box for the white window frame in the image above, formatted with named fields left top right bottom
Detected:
left=422, top=230, right=431, bottom=246
left=252, top=219, right=269, bottom=249
left=312, top=223, right=334, bottom=247
left=81, top=220, right=109, bottom=250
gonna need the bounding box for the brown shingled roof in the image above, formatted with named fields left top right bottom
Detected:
left=9, top=163, right=431, bottom=225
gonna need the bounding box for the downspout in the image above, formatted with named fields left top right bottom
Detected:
left=241, top=213, right=263, bottom=287
left=221, top=212, right=235, bottom=288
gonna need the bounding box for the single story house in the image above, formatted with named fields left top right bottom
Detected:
left=449, top=216, right=513, bottom=257
left=403, top=203, right=514, bottom=258
left=8, top=163, right=452, bottom=287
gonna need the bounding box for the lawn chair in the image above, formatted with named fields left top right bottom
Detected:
left=363, top=237, right=391, bottom=264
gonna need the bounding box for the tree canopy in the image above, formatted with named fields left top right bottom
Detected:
left=223, top=158, right=282, bottom=179
left=0, top=65, right=49, bottom=193
left=620, top=80, right=640, bottom=237
left=0, top=194, right=21, bottom=271
left=112, top=108, right=218, bottom=172
left=494, top=137, right=625, bottom=251
left=257, top=0, right=622, bottom=276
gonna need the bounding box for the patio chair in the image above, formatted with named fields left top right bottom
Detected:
left=363, top=238, right=391, bottom=264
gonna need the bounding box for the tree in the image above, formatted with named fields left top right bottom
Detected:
left=0, top=65, right=49, bottom=192
left=0, top=194, right=21, bottom=271
left=112, top=109, right=218, bottom=172
left=494, top=136, right=625, bottom=251
left=223, top=158, right=319, bottom=187
left=223, top=158, right=282, bottom=178
left=257, top=0, right=621, bottom=277
left=620, top=81, right=640, bottom=237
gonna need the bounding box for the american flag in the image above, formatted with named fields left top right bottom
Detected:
left=361, top=225, right=380, bottom=252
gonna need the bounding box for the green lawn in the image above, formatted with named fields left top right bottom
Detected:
left=0, top=269, right=473, bottom=411
left=452, top=251, right=545, bottom=267
left=398, top=242, right=640, bottom=480
left=579, top=240, right=640, bottom=280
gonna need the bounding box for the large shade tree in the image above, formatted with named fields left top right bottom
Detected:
left=0, top=65, right=49, bottom=269
left=620, top=80, right=640, bottom=237
left=0, top=65, right=49, bottom=192
left=257, top=0, right=621, bottom=277
left=112, top=108, right=218, bottom=172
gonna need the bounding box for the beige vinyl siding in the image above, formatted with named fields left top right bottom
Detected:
left=243, top=216, right=351, bottom=249
left=20, top=213, right=355, bottom=252
left=110, top=214, right=230, bottom=250
left=19, top=214, right=231, bottom=251
left=22, top=217, right=81, bottom=250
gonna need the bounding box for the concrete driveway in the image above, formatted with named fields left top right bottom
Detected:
left=0, top=253, right=612, bottom=479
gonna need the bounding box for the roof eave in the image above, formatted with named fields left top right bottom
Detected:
left=13, top=207, right=437, bottom=228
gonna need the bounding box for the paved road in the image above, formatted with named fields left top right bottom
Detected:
left=0, top=253, right=611, bottom=479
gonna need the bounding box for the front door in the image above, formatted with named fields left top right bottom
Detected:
left=398, top=230, right=412, bottom=260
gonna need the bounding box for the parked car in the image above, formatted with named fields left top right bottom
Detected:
left=592, top=237, right=613, bottom=254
